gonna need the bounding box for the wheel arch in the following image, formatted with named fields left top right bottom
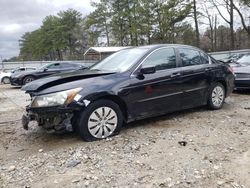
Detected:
left=216, top=79, right=227, bottom=94
left=85, top=93, right=128, bottom=122
left=207, top=80, right=226, bottom=110
left=1, top=76, right=10, bottom=83
left=22, top=75, right=36, bottom=84
left=206, top=80, right=227, bottom=104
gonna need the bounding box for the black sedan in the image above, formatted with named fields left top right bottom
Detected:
left=10, top=62, right=87, bottom=86
left=230, top=54, right=250, bottom=89
left=21, top=44, right=235, bottom=141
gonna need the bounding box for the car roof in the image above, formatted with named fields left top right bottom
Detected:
left=135, top=44, right=202, bottom=51
left=46, top=62, right=81, bottom=66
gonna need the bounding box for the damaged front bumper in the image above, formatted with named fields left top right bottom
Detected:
left=22, top=103, right=84, bottom=133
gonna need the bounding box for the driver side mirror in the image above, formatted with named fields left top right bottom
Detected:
left=43, top=68, right=48, bottom=72
left=140, top=66, right=156, bottom=75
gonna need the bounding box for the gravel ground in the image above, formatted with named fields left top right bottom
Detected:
left=0, top=84, right=250, bottom=188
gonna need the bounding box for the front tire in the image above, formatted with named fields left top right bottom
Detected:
left=208, top=83, right=225, bottom=110
left=23, top=76, right=35, bottom=85
left=78, top=99, right=123, bottom=142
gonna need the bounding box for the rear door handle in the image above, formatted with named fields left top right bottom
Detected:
left=205, top=68, right=212, bottom=72
left=170, top=72, right=181, bottom=78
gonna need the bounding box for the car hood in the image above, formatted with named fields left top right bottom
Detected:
left=11, top=69, right=40, bottom=77
left=232, top=64, right=250, bottom=74
left=22, top=70, right=116, bottom=93
left=0, top=72, right=11, bottom=77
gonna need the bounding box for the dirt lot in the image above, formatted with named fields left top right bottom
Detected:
left=0, top=84, right=249, bottom=188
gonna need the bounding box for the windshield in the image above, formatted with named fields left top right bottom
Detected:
left=237, top=55, right=250, bottom=65
left=90, top=48, right=149, bottom=72
left=11, top=68, right=18, bottom=73
left=37, top=63, right=49, bottom=70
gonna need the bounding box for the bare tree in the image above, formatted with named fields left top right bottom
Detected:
left=193, top=0, right=200, bottom=47
left=232, top=2, right=250, bottom=35
left=211, top=0, right=235, bottom=50
left=214, top=15, right=218, bottom=49
left=200, top=2, right=218, bottom=51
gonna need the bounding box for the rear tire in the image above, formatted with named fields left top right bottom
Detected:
left=77, top=99, right=123, bottom=142
left=23, top=76, right=35, bottom=85
left=207, top=83, right=225, bottom=110
left=2, top=77, right=10, bottom=84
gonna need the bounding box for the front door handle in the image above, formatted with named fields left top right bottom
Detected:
left=205, top=68, right=212, bottom=72
left=170, top=72, right=181, bottom=78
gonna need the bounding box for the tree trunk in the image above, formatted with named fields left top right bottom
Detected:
left=232, top=2, right=250, bottom=35
left=148, top=32, right=151, bottom=45
left=214, top=15, right=217, bottom=51
left=57, top=49, right=62, bottom=61
left=117, top=0, right=123, bottom=46
left=147, top=16, right=151, bottom=45
left=212, top=0, right=234, bottom=50
left=229, top=0, right=234, bottom=50
left=193, top=0, right=200, bottom=47
left=248, top=35, right=250, bottom=48
left=156, top=8, right=164, bottom=41
left=220, top=30, right=224, bottom=51
left=208, top=14, right=214, bottom=51
left=68, top=34, right=73, bottom=59
left=172, top=24, right=175, bottom=43
left=104, top=14, right=110, bottom=46
left=133, top=3, right=138, bottom=46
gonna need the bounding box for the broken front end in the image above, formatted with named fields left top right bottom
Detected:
left=22, top=88, right=85, bottom=133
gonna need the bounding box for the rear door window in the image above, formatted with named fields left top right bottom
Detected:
left=200, top=52, right=210, bottom=64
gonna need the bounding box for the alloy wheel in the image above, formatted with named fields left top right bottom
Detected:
left=24, top=77, right=34, bottom=84
left=211, top=86, right=225, bottom=107
left=88, top=107, right=118, bottom=139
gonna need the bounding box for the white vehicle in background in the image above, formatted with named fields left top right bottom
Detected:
left=0, top=67, right=36, bottom=84
left=0, top=71, right=11, bottom=84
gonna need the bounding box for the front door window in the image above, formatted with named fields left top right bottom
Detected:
left=142, top=48, right=176, bottom=71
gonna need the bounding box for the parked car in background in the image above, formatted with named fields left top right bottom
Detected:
left=0, top=71, right=11, bottom=84
left=11, top=67, right=36, bottom=74
left=10, top=62, right=87, bottom=86
left=0, top=67, right=36, bottom=84
left=21, top=44, right=235, bottom=142
left=230, top=54, right=250, bottom=89
left=220, top=54, right=246, bottom=63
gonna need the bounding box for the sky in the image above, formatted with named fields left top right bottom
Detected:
left=0, top=0, right=94, bottom=60
left=0, top=0, right=242, bottom=60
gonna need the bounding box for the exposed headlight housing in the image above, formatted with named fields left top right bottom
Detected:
left=31, top=88, right=82, bottom=107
